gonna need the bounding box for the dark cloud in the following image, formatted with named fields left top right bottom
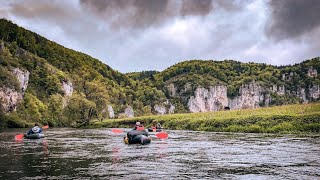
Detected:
left=80, top=0, right=172, bottom=29
left=266, top=0, right=320, bottom=40
left=180, top=0, right=213, bottom=16
left=80, top=0, right=220, bottom=29
left=1, top=0, right=318, bottom=72
left=9, top=1, right=68, bottom=19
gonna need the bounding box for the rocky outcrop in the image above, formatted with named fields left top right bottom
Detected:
left=0, top=68, right=29, bottom=112
left=188, top=86, right=228, bottom=113
left=108, top=105, right=115, bottom=118
left=229, top=82, right=265, bottom=109
left=168, top=104, right=175, bottom=114
left=0, top=87, right=22, bottom=112
left=154, top=100, right=175, bottom=115
left=309, top=85, right=320, bottom=99
left=271, top=85, right=285, bottom=95
left=298, top=88, right=308, bottom=103
left=11, top=68, right=29, bottom=93
left=187, top=82, right=271, bottom=112
left=154, top=104, right=167, bottom=115
left=186, top=80, right=320, bottom=112
left=62, top=80, right=73, bottom=97
left=124, top=106, right=134, bottom=118
left=308, top=67, right=317, bottom=77
left=166, top=83, right=176, bottom=97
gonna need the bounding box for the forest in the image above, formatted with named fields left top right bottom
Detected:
left=0, top=18, right=319, bottom=128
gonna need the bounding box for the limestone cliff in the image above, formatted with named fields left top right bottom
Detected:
left=12, top=68, right=29, bottom=93
left=185, top=80, right=320, bottom=112
left=154, top=100, right=175, bottom=115
left=124, top=106, right=134, bottom=118
left=0, top=68, right=29, bottom=112
left=62, top=80, right=73, bottom=97
left=108, top=105, right=115, bottom=118
left=229, top=82, right=265, bottom=110
left=188, top=86, right=228, bottom=113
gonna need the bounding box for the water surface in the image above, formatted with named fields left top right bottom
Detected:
left=0, top=128, right=319, bottom=179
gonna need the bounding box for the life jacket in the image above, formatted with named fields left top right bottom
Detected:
left=136, top=126, right=145, bottom=131
left=152, top=126, right=156, bottom=132
left=32, top=126, right=40, bottom=133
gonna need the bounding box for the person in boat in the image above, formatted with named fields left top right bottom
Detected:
left=156, top=123, right=162, bottom=129
left=26, top=123, right=43, bottom=135
left=133, top=121, right=145, bottom=131
left=124, top=122, right=149, bottom=144
left=149, top=121, right=163, bottom=132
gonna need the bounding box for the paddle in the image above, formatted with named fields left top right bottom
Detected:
left=111, top=128, right=168, bottom=139
left=155, top=132, right=168, bottom=139
left=112, top=128, right=124, bottom=133
left=14, top=125, right=49, bottom=140
left=15, top=134, right=24, bottom=140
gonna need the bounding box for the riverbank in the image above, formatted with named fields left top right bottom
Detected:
left=91, top=103, right=320, bottom=133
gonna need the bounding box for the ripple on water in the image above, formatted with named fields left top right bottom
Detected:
left=0, top=128, right=319, bottom=179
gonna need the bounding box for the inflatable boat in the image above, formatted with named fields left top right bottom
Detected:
left=147, top=128, right=163, bottom=132
left=24, top=133, right=45, bottom=139
left=124, top=130, right=151, bottom=145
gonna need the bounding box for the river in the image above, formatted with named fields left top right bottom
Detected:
left=0, top=128, right=319, bottom=179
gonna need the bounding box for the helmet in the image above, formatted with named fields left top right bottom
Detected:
left=32, top=126, right=40, bottom=133
left=136, top=122, right=141, bottom=126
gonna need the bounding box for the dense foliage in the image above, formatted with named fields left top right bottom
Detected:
left=152, top=59, right=320, bottom=109
left=92, top=103, right=320, bottom=133
left=0, top=18, right=319, bottom=129
left=0, top=19, right=165, bottom=128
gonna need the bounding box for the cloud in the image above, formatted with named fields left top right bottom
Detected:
left=180, top=0, right=213, bottom=16
left=79, top=0, right=240, bottom=30
left=80, top=0, right=172, bottom=30
left=266, top=0, right=320, bottom=40
left=0, top=0, right=318, bottom=72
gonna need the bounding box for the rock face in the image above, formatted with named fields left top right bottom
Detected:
left=11, top=68, right=29, bottom=93
left=187, top=82, right=268, bottom=112
left=186, top=79, right=320, bottom=112
left=154, top=104, right=167, bottom=115
left=308, top=67, right=317, bottom=77
left=188, top=86, right=228, bottom=113
left=124, top=106, right=134, bottom=118
left=166, top=83, right=176, bottom=97
left=298, top=88, right=308, bottom=103
left=271, top=85, right=285, bottom=95
left=0, top=68, right=29, bottom=112
left=229, top=82, right=264, bottom=110
left=168, top=104, right=175, bottom=114
left=154, top=101, right=175, bottom=115
left=62, top=80, right=73, bottom=97
left=108, top=105, right=115, bottom=118
left=309, top=85, right=320, bottom=99
left=0, top=87, right=22, bottom=112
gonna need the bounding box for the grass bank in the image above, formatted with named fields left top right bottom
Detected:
left=91, top=103, right=320, bottom=133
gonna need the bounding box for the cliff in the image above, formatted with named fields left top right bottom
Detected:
left=0, top=19, right=319, bottom=128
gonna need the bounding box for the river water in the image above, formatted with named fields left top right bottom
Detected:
left=0, top=128, right=319, bottom=179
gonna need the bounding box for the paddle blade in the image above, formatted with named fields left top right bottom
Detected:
left=112, top=129, right=124, bottom=133
left=156, top=132, right=168, bottom=139
left=43, top=125, right=49, bottom=129
left=15, top=134, right=24, bottom=140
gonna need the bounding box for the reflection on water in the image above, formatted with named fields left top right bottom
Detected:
left=0, top=128, right=319, bottom=179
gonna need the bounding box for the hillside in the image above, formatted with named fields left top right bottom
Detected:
left=0, top=18, right=319, bottom=128
left=0, top=19, right=165, bottom=127
left=151, top=59, right=320, bottom=113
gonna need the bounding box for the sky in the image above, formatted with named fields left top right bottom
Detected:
left=0, top=0, right=319, bottom=73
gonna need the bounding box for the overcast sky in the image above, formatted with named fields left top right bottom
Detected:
left=0, top=0, right=319, bottom=72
